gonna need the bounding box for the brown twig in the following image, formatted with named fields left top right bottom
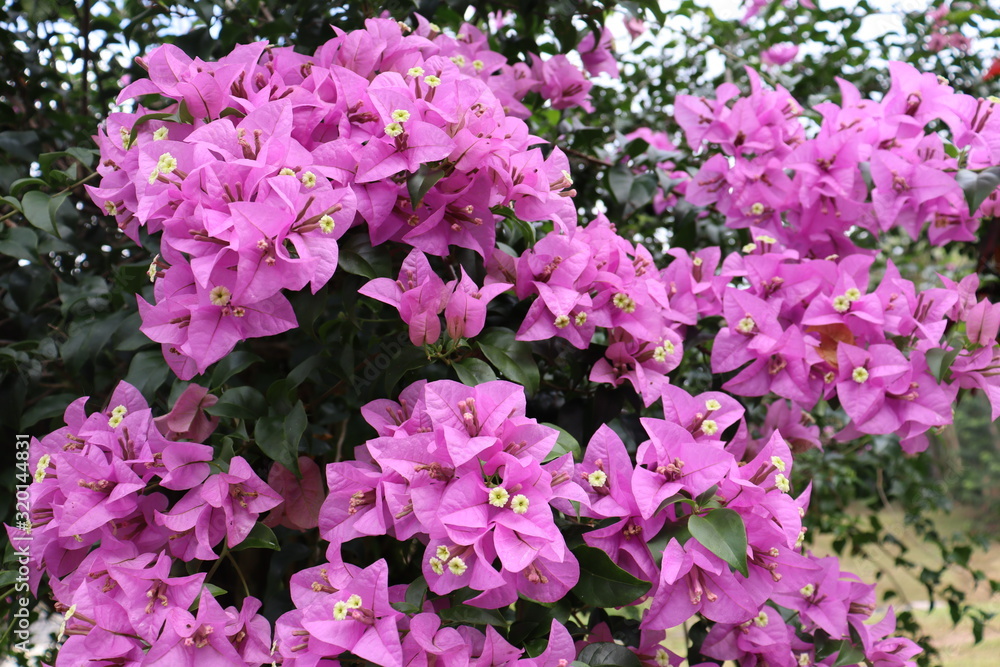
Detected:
left=563, top=147, right=613, bottom=167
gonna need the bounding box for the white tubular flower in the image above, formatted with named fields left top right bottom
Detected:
left=510, top=494, right=529, bottom=514
left=488, top=487, right=510, bottom=508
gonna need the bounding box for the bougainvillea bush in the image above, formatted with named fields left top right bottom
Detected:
left=4, top=1, right=1000, bottom=666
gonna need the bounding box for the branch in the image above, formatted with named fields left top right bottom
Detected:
left=0, top=171, right=101, bottom=225
left=563, top=146, right=613, bottom=167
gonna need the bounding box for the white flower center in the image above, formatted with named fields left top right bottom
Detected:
left=448, top=556, right=468, bottom=575
left=737, top=316, right=755, bottom=334
left=209, top=286, right=232, bottom=307
left=587, top=470, right=607, bottom=488
left=775, top=473, right=790, bottom=493
left=488, top=487, right=510, bottom=508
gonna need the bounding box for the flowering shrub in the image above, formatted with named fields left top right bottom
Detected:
left=4, top=2, right=1000, bottom=667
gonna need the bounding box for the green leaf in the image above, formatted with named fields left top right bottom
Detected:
left=207, top=386, right=267, bottom=420
left=453, top=358, right=497, bottom=385
left=405, top=577, right=428, bottom=609
left=608, top=164, right=635, bottom=204
left=390, top=601, right=421, bottom=614
left=576, top=643, right=642, bottom=667
left=66, top=147, right=98, bottom=169
left=496, top=207, right=537, bottom=247
left=695, top=484, right=720, bottom=508
left=477, top=328, right=539, bottom=395
left=1, top=195, right=22, bottom=213
left=622, top=136, right=650, bottom=159
left=407, top=164, right=446, bottom=207
left=438, top=604, right=508, bottom=627
left=9, top=177, right=47, bottom=197
left=21, top=190, right=58, bottom=234
left=60, top=311, right=130, bottom=373
left=287, top=354, right=322, bottom=388
left=0, top=226, right=39, bottom=261
left=338, top=248, right=378, bottom=278
left=231, top=523, right=280, bottom=551
left=607, top=164, right=656, bottom=214
left=127, top=112, right=176, bottom=146
left=339, top=233, right=390, bottom=279
left=0, top=130, right=40, bottom=162
left=38, top=151, right=69, bottom=173
left=831, top=640, right=866, bottom=667
left=178, top=100, right=195, bottom=124
left=204, top=584, right=228, bottom=598
left=541, top=422, right=580, bottom=463
left=925, top=347, right=961, bottom=384
left=19, top=393, right=76, bottom=429
left=956, top=167, right=1000, bottom=216
left=114, top=264, right=153, bottom=295
left=124, top=349, right=171, bottom=399
left=208, top=351, right=262, bottom=389
left=688, top=508, right=749, bottom=577
left=570, top=545, right=652, bottom=607
left=383, top=346, right=431, bottom=396
left=254, top=401, right=306, bottom=475
left=47, top=192, right=69, bottom=237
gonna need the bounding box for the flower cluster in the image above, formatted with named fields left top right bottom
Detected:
left=315, top=380, right=585, bottom=606
left=359, top=248, right=512, bottom=345
left=678, top=62, right=1000, bottom=257
left=508, top=220, right=999, bottom=451
left=7, top=382, right=280, bottom=665
left=273, top=559, right=576, bottom=666
left=927, top=3, right=972, bottom=52
left=255, top=378, right=922, bottom=666
left=562, top=383, right=920, bottom=666
left=27, top=11, right=993, bottom=667
left=509, top=215, right=690, bottom=404
left=712, top=242, right=1000, bottom=452
left=88, top=18, right=592, bottom=377
left=10, top=375, right=927, bottom=666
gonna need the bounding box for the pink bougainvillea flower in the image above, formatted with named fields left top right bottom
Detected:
left=761, top=43, right=799, bottom=66
left=359, top=248, right=453, bottom=346
left=444, top=268, right=511, bottom=339
left=264, top=456, right=325, bottom=531
left=153, top=383, right=220, bottom=443
left=299, top=559, right=406, bottom=667
left=577, top=27, right=619, bottom=78
left=143, top=587, right=245, bottom=665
